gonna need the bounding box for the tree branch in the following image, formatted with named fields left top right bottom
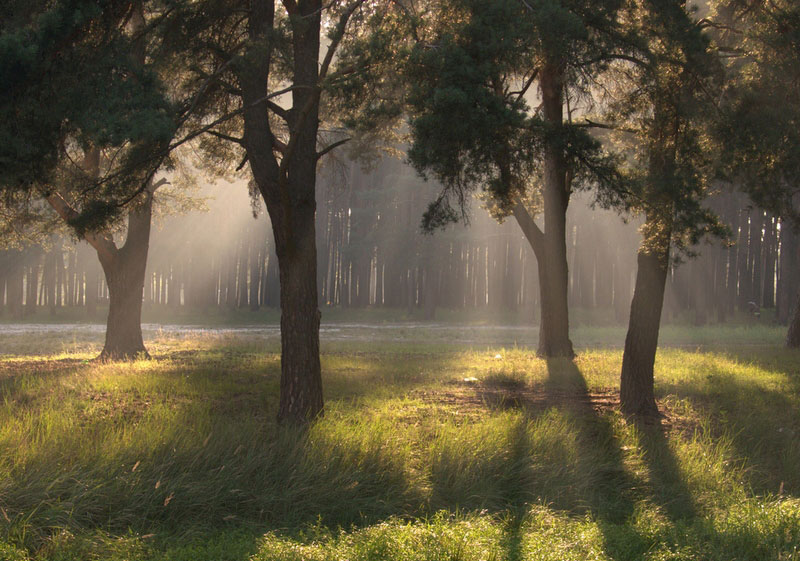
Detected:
left=206, top=129, right=246, bottom=145
left=512, top=199, right=545, bottom=258
left=319, top=0, right=366, bottom=82
left=266, top=99, right=290, bottom=121
left=45, top=191, right=118, bottom=263
left=316, top=137, right=351, bottom=160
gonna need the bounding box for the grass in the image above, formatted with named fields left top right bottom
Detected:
left=0, top=325, right=799, bottom=560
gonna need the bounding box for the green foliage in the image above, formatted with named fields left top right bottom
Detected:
left=0, top=0, right=181, bottom=243
left=712, top=0, right=800, bottom=221
left=0, top=0, right=174, bottom=191
left=404, top=0, right=632, bottom=231
left=597, top=0, right=728, bottom=255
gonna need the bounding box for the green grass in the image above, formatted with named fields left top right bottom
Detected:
left=1, top=327, right=799, bottom=560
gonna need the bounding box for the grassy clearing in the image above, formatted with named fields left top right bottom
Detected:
left=0, top=328, right=799, bottom=560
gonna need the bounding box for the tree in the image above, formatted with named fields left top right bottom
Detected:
left=607, top=0, right=724, bottom=417
left=0, top=0, right=178, bottom=359
left=162, top=0, right=401, bottom=423
left=46, top=156, right=167, bottom=359
left=404, top=0, right=634, bottom=357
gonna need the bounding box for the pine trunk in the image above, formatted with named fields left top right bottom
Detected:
left=620, top=215, right=672, bottom=417
left=96, top=196, right=153, bottom=360
left=537, top=63, right=574, bottom=358
left=787, top=287, right=800, bottom=348
left=276, top=218, right=324, bottom=422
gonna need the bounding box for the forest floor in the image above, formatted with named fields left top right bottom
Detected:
left=0, top=322, right=799, bottom=560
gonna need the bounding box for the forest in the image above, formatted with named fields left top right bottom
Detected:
left=1, top=0, right=800, bottom=559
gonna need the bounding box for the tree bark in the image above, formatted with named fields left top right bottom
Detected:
left=787, top=286, right=800, bottom=348
left=238, top=0, right=325, bottom=423
left=536, top=63, right=574, bottom=357
left=506, top=63, right=574, bottom=358
left=96, top=194, right=153, bottom=360
left=276, top=208, right=324, bottom=422
left=46, top=179, right=158, bottom=360
left=778, top=218, right=797, bottom=323
left=620, top=214, right=672, bottom=417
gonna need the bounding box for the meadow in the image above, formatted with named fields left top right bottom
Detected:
left=0, top=318, right=799, bottom=560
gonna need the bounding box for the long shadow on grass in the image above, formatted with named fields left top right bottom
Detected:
left=0, top=349, right=437, bottom=552
left=545, top=360, right=710, bottom=561
left=656, top=351, right=800, bottom=498
left=426, top=358, right=642, bottom=559
left=438, top=358, right=706, bottom=560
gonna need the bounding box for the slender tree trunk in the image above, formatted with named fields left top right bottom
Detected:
left=620, top=214, right=672, bottom=417
left=787, top=286, right=800, bottom=348
left=423, top=239, right=437, bottom=320
left=763, top=214, right=776, bottom=309
left=537, top=63, right=574, bottom=357
left=26, top=256, right=40, bottom=315
left=778, top=219, right=797, bottom=323
left=7, top=252, right=24, bottom=319
left=507, top=63, right=574, bottom=357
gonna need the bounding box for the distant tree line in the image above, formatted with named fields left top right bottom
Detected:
left=1, top=161, right=794, bottom=326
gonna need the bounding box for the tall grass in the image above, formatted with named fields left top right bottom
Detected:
left=0, top=333, right=799, bottom=559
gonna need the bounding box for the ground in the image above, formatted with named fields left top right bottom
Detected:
left=0, top=316, right=799, bottom=560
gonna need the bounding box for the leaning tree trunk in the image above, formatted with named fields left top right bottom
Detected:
left=620, top=214, right=673, bottom=418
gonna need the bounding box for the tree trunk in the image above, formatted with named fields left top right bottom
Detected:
left=787, top=286, right=800, bottom=348
left=537, top=63, right=574, bottom=358
left=778, top=218, right=797, bottom=323
left=7, top=252, right=24, bottom=319
left=26, top=256, right=40, bottom=315
left=236, top=0, right=327, bottom=423
left=620, top=215, right=672, bottom=417
left=97, top=196, right=153, bottom=360
left=763, top=214, right=776, bottom=309
left=275, top=213, right=324, bottom=422
left=423, top=239, right=437, bottom=320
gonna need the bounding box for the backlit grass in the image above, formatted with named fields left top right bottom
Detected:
left=0, top=327, right=799, bottom=560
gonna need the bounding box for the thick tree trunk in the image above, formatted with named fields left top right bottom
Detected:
left=620, top=216, right=672, bottom=418
left=276, top=215, right=324, bottom=422
left=97, top=196, right=153, bottom=360
left=100, top=261, right=148, bottom=360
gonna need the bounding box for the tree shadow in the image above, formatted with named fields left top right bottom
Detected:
left=438, top=358, right=710, bottom=560
left=657, top=364, right=800, bottom=498
left=4, top=344, right=798, bottom=559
